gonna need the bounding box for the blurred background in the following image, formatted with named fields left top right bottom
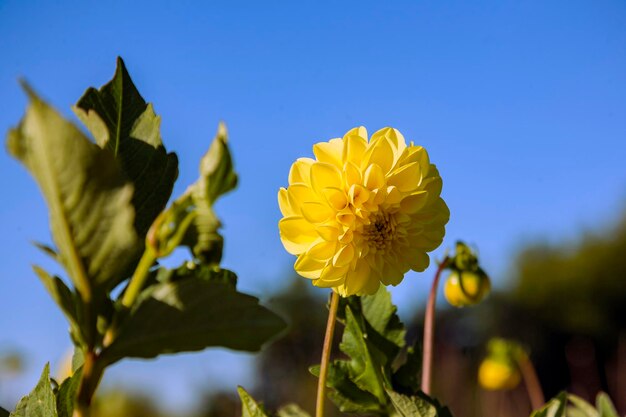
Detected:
left=0, top=1, right=625, bottom=416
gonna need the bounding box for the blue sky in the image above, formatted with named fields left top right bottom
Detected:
left=1, top=0, right=625, bottom=412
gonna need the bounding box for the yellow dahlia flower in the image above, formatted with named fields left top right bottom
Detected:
left=278, top=127, right=449, bottom=296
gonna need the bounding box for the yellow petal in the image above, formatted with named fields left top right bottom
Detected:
left=338, top=229, right=353, bottom=244
left=310, top=162, right=343, bottom=194
left=322, top=187, right=348, bottom=211
left=387, top=162, right=421, bottom=193
left=344, top=126, right=368, bottom=140
left=279, top=216, right=317, bottom=254
left=288, top=157, right=314, bottom=185
left=313, top=138, right=343, bottom=168
left=342, top=130, right=367, bottom=165
left=360, top=275, right=381, bottom=295
left=401, top=145, right=430, bottom=179
left=364, top=136, right=394, bottom=174
left=363, top=163, right=385, bottom=190
left=294, top=253, right=326, bottom=279
left=278, top=188, right=295, bottom=216
left=306, top=240, right=337, bottom=261
left=343, top=161, right=362, bottom=188
left=342, top=261, right=371, bottom=295
left=317, top=263, right=349, bottom=285
left=316, top=224, right=340, bottom=241
left=371, top=127, right=406, bottom=155
left=333, top=244, right=355, bottom=267
left=348, top=184, right=370, bottom=207
left=385, top=186, right=403, bottom=206
left=288, top=184, right=317, bottom=209
left=422, top=168, right=443, bottom=199
left=336, top=208, right=355, bottom=226
left=400, top=191, right=429, bottom=214
left=410, top=251, right=430, bottom=272
left=381, top=261, right=404, bottom=286
left=301, top=202, right=335, bottom=224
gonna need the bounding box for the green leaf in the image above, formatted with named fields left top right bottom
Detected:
left=311, top=362, right=385, bottom=415
left=183, top=124, right=237, bottom=263
left=386, top=390, right=437, bottom=417
left=33, top=267, right=77, bottom=323
left=73, top=57, right=178, bottom=239
left=55, top=368, right=82, bottom=417
left=277, top=404, right=311, bottom=417
left=71, top=348, right=84, bottom=374
left=531, top=392, right=567, bottom=417
left=196, top=122, right=238, bottom=204
left=568, top=394, right=599, bottom=417
left=10, top=363, right=57, bottom=417
left=7, top=88, right=138, bottom=295
left=391, top=345, right=422, bottom=394
left=340, top=306, right=386, bottom=403
left=0, top=407, right=10, bottom=417
left=154, top=262, right=237, bottom=288
left=596, top=393, right=619, bottom=417
left=362, top=285, right=406, bottom=350
left=237, top=387, right=270, bottom=417
left=101, top=275, right=286, bottom=364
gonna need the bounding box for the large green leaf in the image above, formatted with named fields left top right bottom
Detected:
left=237, top=387, right=270, bottom=417
left=74, top=57, right=178, bottom=238
left=340, top=306, right=386, bottom=402
left=101, top=272, right=286, bottom=364
left=7, top=89, right=138, bottom=296
left=10, top=363, right=57, bottom=417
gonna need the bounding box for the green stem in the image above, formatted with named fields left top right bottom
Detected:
left=120, top=248, right=156, bottom=308
left=73, top=350, right=104, bottom=417
left=316, top=291, right=340, bottom=417
left=421, top=258, right=449, bottom=395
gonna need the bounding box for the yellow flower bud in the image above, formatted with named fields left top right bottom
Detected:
left=443, top=270, right=490, bottom=307
left=478, top=358, right=521, bottom=390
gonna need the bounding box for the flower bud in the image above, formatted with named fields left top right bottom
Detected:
left=444, top=269, right=490, bottom=307
left=478, top=357, right=521, bottom=390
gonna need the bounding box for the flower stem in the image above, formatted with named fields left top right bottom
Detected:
left=519, top=356, right=544, bottom=410
left=421, top=258, right=449, bottom=395
left=316, top=291, right=340, bottom=417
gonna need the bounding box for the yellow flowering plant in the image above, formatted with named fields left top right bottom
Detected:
left=278, top=126, right=449, bottom=296
left=3, top=58, right=621, bottom=417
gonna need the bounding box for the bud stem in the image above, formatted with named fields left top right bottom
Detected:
left=316, top=291, right=340, bottom=417
left=421, top=257, right=449, bottom=395
left=519, top=356, right=545, bottom=410
left=121, top=247, right=156, bottom=308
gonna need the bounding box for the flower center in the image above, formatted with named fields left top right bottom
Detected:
left=363, top=211, right=396, bottom=251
